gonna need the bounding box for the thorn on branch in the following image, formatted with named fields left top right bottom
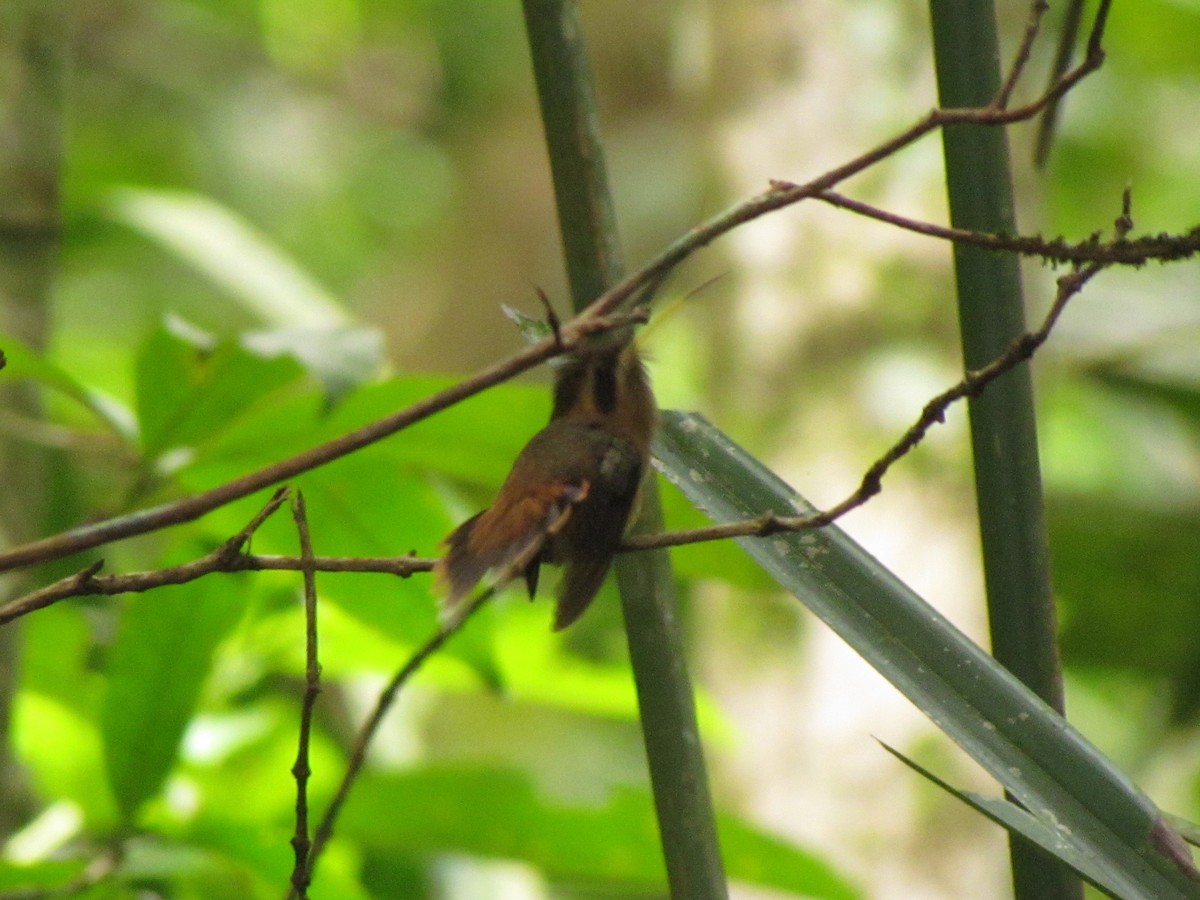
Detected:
left=536, top=287, right=564, bottom=350
left=77, top=558, right=105, bottom=585
left=1117, top=186, right=1134, bottom=236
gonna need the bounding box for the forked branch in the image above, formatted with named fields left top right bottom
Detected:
left=0, top=0, right=1142, bottom=584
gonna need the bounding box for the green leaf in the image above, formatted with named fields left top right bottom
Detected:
left=0, top=860, right=86, bottom=893
left=187, top=374, right=549, bottom=492
left=111, top=188, right=384, bottom=394
left=324, top=375, right=550, bottom=487
left=242, top=323, right=383, bottom=400
left=109, top=188, right=348, bottom=330
left=654, top=411, right=1200, bottom=899
left=0, top=330, right=136, bottom=438
left=501, top=302, right=554, bottom=343
left=878, top=742, right=1129, bottom=897
left=338, top=765, right=859, bottom=899
left=179, top=814, right=371, bottom=900
left=1049, top=495, right=1200, bottom=721
left=134, top=318, right=305, bottom=460
left=1091, top=367, right=1200, bottom=431
left=101, top=576, right=244, bottom=821
left=14, top=691, right=118, bottom=828
left=176, top=446, right=497, bottom=684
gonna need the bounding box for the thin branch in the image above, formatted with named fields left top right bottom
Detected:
left=291, top=589, right=494, bottom=896
left=0, top=313, right=633, bottom=575
left=0, top=549, right=432, bottom=625
left=288, top=492, right=321, bottom=900
left=627, top=190, right=1135, bottom=553
left=0, top=488, right=303, bottom=624
left=0, top=0, right=1123, bottom=581
left=812, top=188, right=1200, bottom=264
left=0, top=188, right=1170, bottom=622
left=1086, top=0, right=1114, bottom=60
left=1033, top=0, right=1087, bottom=167
left=995, top=0, right=1051, bottom=110
left=285, top=488, right=602, bottom=897
left=6, top=217, right=1121, bottom=617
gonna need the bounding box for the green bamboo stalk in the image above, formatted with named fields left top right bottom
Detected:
left=520, top=2, right=729, bottom=896
left=927, top=3, right=1082, bottom=898
left=0, top=0, right=69, bottom=836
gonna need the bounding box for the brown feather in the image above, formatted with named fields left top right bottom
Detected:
left=553, top=556, right=614, bottom=630
left=435, top=340, right=656, bottom=628
left=433, top=480, right=588, bottom=613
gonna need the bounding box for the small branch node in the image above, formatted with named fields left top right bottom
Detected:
left=77, top=559, right=105, bottom=584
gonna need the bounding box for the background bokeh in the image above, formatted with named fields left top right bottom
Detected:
left=4, top=1, right=1200, bottom=898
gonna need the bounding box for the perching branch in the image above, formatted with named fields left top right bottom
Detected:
left=0, top=312, right=635, bottom=575
left=0, top=0, right=1134, bottom=583
left=0, top=190, right=1131, bottom=622
left=0, top=487, right=318, bottom=623
left=628, top=189, right=1136, bottom=553
left=0, top=187, right=1169, bottom=624
left=0, top=546, right=431, bottom=625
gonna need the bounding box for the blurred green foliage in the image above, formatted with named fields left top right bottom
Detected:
left=2, top=0, right=1200, bottom=897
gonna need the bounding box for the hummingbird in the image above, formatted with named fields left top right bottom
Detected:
left=434, top=337, right=656, bottom=630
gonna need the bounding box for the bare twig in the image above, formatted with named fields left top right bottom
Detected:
left=0, top=549, right=433, bottom=625
left=0, top=0, right=1127, bottom=581
left=274, top=475, right=581, bottom=895
left=0, top=186, right=1169, bottom=628
left=1086, top=0, right=1114, bottom=60
left=1033, top=0, right=1087, bottom=167
left=289, top=589, right=494, bottom=897
left=238, top=554, right=432, bottom=577
left=288, top=492, right=321, bottom=900
left=627, top=190, right=1135, bottom=553
left=0, top=313, right=634, bottom=576
left=995, top=0, right=1051, bottom=110
left=812, top=188, right=1200, bottom=264
left=0, top=488, right=300, bottom=624
left=0, top=198, right=1182, bottom=625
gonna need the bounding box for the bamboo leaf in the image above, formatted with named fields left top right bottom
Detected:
left=653, top=410, right=1200, bottom=900
left=879, top=741, right=1127, bottom=897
